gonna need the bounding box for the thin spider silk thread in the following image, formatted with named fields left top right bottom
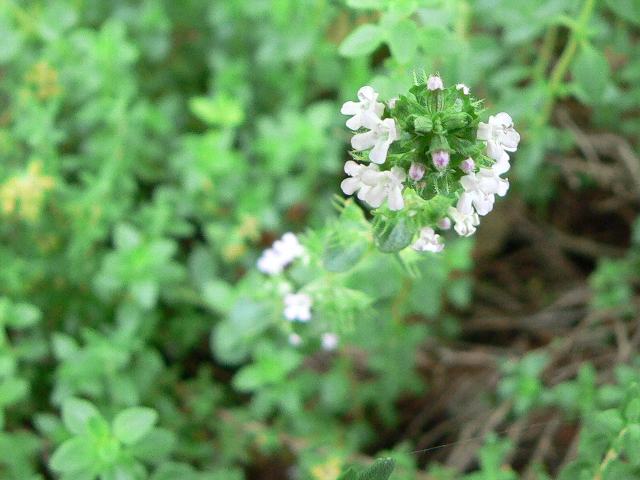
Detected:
left=410, top=419, right=559, bottom=455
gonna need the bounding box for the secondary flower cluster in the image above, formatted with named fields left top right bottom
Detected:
left=257, top=233, right=338, bottom=351
left=340, top=74, right=520, bottom=253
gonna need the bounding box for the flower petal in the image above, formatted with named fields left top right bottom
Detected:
left=340, top=101, right=359, bottom=115
left=340, top=177, right=360, bottom=195
left=387, top=185, right=404, bottom=211
left=351, top=131, right=376, bottom=151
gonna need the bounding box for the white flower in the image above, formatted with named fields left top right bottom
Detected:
left=272, top=232, right=304, bottom=265
left=288, top=333, right=302, bottom=347
left=321, top=332, right=339, bottom=351
left=448, top=205, right=480, bottom=237
left=257, top=249, right=285, bottom=275
left=458, top=166, right=509, bottom=216
left=340, top=160, right=377, bottom=202
left=363, top=166, right=406, bottom=211
left=456, top=83, right=470, bottom=95
left=257, top=233, right=305, bottom=275
left=477, top=112, right=520, bottom=162
left=412, top=227, right=444, bottom=253
left=437, top=217, right=452, bottom=230
left=351, top=117, right=399, bottom=164
left=341, top=162, right=406, bottom=211
left=341, top=86, right=385, bottom=131
left=427, top=74, right=444, bottom=91
left=284, top=293, right=312, bottom=322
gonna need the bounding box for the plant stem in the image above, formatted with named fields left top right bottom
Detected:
left=593, top=426, right=627, bottom=480
left=534, top=26, right=558, bottom=81
left=536, top=0, right=596, bottom=129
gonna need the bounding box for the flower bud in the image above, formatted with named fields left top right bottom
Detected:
left=388, top=96, right=398, bottom=109
left=437, top=217, right=452, bottom=230
left=409, top=162, right=426, bottom=181
left=456, top=83, right=470, bottom=95
left=321, top=333, right=339, bottom=351
left=431, top=150, right=450, bottom=170
left=288, top=333, right=302, bottom=346
left=414, top=115, right=433, bottom=133
left=426, top=74, right=444, bottom=91
left=460, top=157, right=475, bottom=173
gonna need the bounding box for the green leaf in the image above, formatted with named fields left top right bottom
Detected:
left=0, top=377, right=28, bottom=406
left=385, top=19, right=418, bottom=64
left=323, top=233, right=368, bottom=272
left=129, top=428, right=176, bottom=462
left=604, top=0, right=640, bottom=25
left=625, top=398, right=640, bottom=423
left=323, top=203, right=370, bottom=272
left=339, top=24, right=383, bottom=57
left=50, top=437, right=96, bottom=473
left=357, top=458, right=395, bottom=480
left=373, top=215, right=415, bottom=253
left=189, top=95, right=244, bottom=127
left=338, top=467, right=358, bottom=480
left=113, top=407, right=158, bottom=445
left=346, top=0, right=387, bottom=9
left=571, top=43, right=610, bottom=104
left=62, top=398, right=101, bottom=435
left=8, top=303, right=41, bottom=328
left=233, top=346, right=302, bottom=392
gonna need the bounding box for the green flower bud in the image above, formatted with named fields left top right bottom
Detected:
left=442, top=112, right=469, bottom=130
left=413, top=115, right=433, bottom=133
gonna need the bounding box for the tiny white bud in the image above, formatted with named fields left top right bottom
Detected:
left=409, top=162, right=426, bottom=181
left=432, top=150, right=450, bottom=170
left=321, top=333, right=339, bottom=351
left=288, top=333, right=302, bottom=347
left=456, top=83, right=470, bottom=95
left=426, top=75, right=444, bottom=91
left=460, top=158, right=475, bottom=173
left=437, top=217, right=452, bottom=230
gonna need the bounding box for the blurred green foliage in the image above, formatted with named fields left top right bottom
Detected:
left=0, top=0, right=638, bottom=478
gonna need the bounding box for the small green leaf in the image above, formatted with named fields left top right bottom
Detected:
left=339, top=24, right=383, bottom=57
left=604, top=0, right=640, bottom=25
left=9, top=303, right=41, bottom=328
left=338, top=467, right=358, bottom=480
left=62, top=398, right=101, bottom=435
left=357, top=458, right=395, bottom=480
left=50, top=437, right=96, bottom=473
left=189, top=95, right=244, bottom=127
left=625, top=398, right=640, bottom=423
left=571, top=43, right=610, bottom=104
left=386, top=19, right=418, bottom=64
left=345, top=0, right=387, bottom=9
left=323, top=234, right=368, bottom=272
left=0, top=377, right=28, bottom=406
left=373, top=215, right=414, bottom=253
left=113, top=407, right=158, bottom=445
left=129, top=428, right=176, bottom=462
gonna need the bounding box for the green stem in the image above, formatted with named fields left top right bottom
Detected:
left=534, top=26, right=558, bottom=81
left=594, top=426, right=627, bottom=480
left=536, top=0, right=596, bottom=128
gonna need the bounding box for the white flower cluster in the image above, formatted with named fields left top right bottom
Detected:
left=257, top=234, right=339, bottom=351
left=448, top=113, right=520, bottom=237
left=339, top=79, right=520, bottom=253
left=340, top=86, right=404, bottom=211
left=257, top=232, right=305, bottom=275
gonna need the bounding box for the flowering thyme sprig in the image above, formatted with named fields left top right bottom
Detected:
left=340, top=74, right=521, bottom=253
left=256, top=232, right=341, bottom=351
